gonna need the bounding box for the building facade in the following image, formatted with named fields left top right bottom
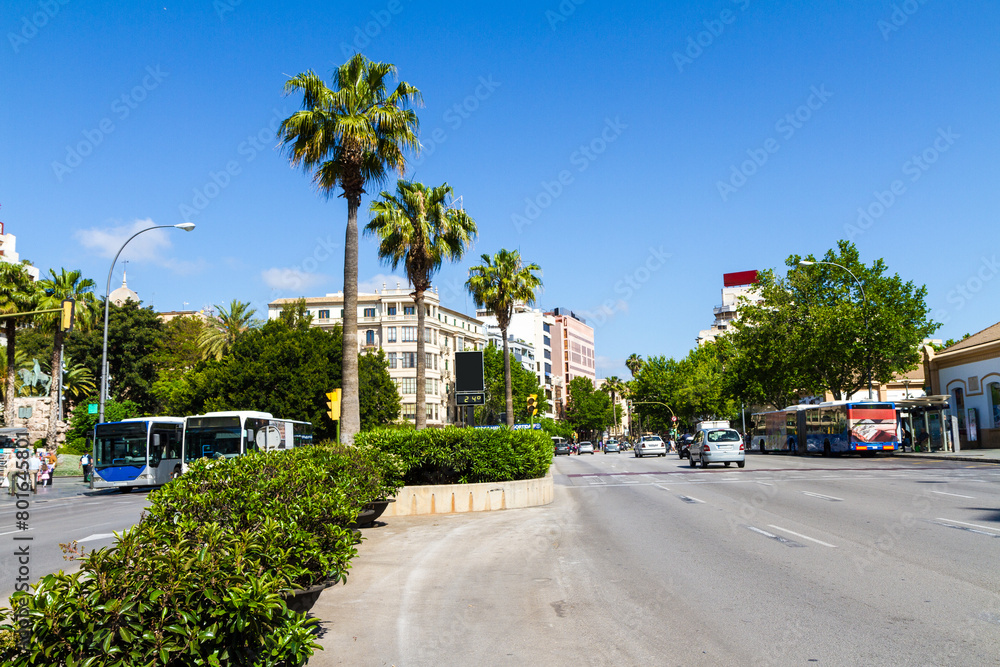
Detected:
left=0, top=223, right=40, bottom=281
left=268, top=285, right=486, bottom=427
left=548, top=308, right=596, bottom=418
left=697, top=270, right=761, bottom=345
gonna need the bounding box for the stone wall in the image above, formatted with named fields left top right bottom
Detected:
left=7, top=396, right=68, bottom=451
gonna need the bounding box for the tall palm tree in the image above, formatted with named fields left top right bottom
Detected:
left=199, top=299, right=257, bottom=361
left=279, top=54, right=421, bottom=444
left=625, top=353, right=644, bottom=379
left=37, top=269, right=98, bottom=442
left=602, top=375, right=624, bottom=436
left=466, top=250, right=542, bottom=428
left=0, top=261, right=38, bottom=425
left=366, top=181, right=477, bottom=429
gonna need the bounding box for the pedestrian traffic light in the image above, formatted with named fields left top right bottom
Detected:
left=527, top=394, right=538, bottom=417
left=326, top=389, right=342, bottom=421
left=60, top=299, right=75, bottom=332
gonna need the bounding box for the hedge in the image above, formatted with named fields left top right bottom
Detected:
left=355, top=426, right=553, bottom=485
left=0, top=442, right=405, bottom=666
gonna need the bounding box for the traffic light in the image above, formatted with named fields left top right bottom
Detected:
left=326, top=389, right=342, bottom=421
left=526, top=394, right=538, bottom=417
left=60, top=299, right=75, bottom=332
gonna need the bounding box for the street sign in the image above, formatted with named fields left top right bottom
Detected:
left=455, top=351, right=485, bottom=393
left=474, top=423, right=542, bottom=430
left=457, top=392, right=485, bottom=406
left=88, top=403, right=98, bottom=415
left=671, top=416, right=677, bottom=422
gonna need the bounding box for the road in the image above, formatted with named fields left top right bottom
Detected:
left=0, top=480, right=151, bottom=604
left=311, top=452, right=1000, bottom=666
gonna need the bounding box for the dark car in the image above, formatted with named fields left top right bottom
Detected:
left=676, top=434, right=694, bottom=459
left=554, top=442, right=572, bottom=456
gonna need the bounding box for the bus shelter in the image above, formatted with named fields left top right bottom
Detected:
left=895, top=396, right=953, bottom=452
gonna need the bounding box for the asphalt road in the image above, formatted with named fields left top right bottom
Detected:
left=311, top=453, right=1000, bottom=666
left=0, top=479, right=152, bottom=604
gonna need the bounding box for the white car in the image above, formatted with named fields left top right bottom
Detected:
left=578, top=441, right=595, bottom=455
left=689, top=428, right=746, bottom=468
left=634, top=435, right=666, bottom=458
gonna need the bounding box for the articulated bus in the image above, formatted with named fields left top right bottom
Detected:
left=751, top=402, right=898, bottom=456
left=181, top=411, right=314, bottom=470
left=91, top=417, right=185, bottom=492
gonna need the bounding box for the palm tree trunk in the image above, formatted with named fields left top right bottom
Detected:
left=341, top=195, right=361, bottom=444
left=502, top=327, right=513, bottom=428
left=415, top=289, right=426, bottom=429
left=46, top=329, right=64, bottom=448
left=4, top=321, right=16, bottom=426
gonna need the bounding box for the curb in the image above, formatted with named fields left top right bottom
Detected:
left=895, top=453, right=1000, bottom=464
left=385, top=474, right=554, bottom=517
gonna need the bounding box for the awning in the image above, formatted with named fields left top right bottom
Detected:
left=895, top=395, right=950, bottom=410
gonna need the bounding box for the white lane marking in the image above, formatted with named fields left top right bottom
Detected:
left=677, top=495, right=704, bottom=504
left=0, top=527, right=33, bottom=537
left=653, top=484, right=671, bottom=491
left=746, top=525, right=805, bottom=547
left=587, top=478, right=606, bottom=485
left=622, top=479, right=640, bottom=484
left=936, top=518, right=1000, bottom=534
left=930, top=490, right=974, bottom=499
left=767, top=525, right=837, bottom=548
left=930, top=521, right=1000, bottom=538
left=802, top=491, right=843, bottom=502
left=77, top=533, right=117, bottom=543
left=756, top=481, right=773, bottom=486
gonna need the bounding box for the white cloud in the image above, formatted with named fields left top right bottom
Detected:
left=261, top=267, right=330, bottom=291
left=74, top=218, right=202, bottom=274
left=358, top=273, right=409, bottom=294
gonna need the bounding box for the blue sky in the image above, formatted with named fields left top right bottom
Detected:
left=2, top=0, right=998, bottom=378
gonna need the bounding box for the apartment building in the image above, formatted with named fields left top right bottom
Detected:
left=268, top=285, right=485, bottom=426
left=476, top=305, right=558, bottom=419
left=0, top=223, right=40, bottom=281
left=697, top=270, right=762, bottom=345
left=548, top=308, right=596, bottom=418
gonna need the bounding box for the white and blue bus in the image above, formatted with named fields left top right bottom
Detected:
left=181, top=411, right=314, bottom=471
left=751, top=401, right=898, bottom=456
left=91, top=417, right=185, bottom=492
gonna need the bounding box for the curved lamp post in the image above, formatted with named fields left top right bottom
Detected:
left=99, top=223, right=196, bottom=422
left=799, top=260, right=874, bottom=400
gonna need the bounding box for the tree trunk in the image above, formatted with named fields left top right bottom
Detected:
left=46, top=329, right=64, bottom=448
left=4, top=320, right=16, bottom=426
left=502, top=328, right=513, bottom=428
left=340, top=195, right=361, bottom=444
left=415, top=289, right=426, bottom=429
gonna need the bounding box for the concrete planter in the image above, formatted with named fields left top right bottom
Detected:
left=351, top=499, right=395, bottom=527
left=384, top=474, right=553, bottom=517
left=282, top=579, right=339, bottom=614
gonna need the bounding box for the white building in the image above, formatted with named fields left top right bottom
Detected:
left=0, top=223, right=40, bottom=281
left=269, top=285, right=486, bottom=426
left=485, top=325, right=536, bottom=374
left=697, top=270, right=762, bottom=345
left=476, top=305, right=557, bottom=419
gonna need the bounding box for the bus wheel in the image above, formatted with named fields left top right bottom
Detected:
left=118, top=486, right=134, bottom=494
left=823, top=442, right=831, bottom=457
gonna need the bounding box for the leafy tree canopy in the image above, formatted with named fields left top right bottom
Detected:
left=564, top=377, right=612, bottom=440
left=476, top=343, right=548, bottom=424
left=358, top=349, right=401, bottom=431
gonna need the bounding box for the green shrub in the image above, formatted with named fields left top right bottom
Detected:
left=355, top=427, right=553, bottom=485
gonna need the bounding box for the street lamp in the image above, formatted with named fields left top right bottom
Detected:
left=99, top=223, right=196, bottom=422
left=798, top=260, right=873, bottom=400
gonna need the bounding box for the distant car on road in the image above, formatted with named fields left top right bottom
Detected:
left=604, top=440, right=620, bottom=453
left=578, top=441, right=595, bottom=455
left=689, top=428, right=745, bottom=468
left=554, top=441, right=571, bottom=456
left=634, top=435, right=666, bottom=458
left=676, top=434, right=694, bottom=459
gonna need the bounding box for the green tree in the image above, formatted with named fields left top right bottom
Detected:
left=601, top=376, right=626, bottom=435
left=625, top=353, right=644, bottom=379
left=734, top=240, right=938, bottom=400
left=366, top=181, right=477, bottom=429
left=358, top=349, right=401, bottom=431
left=152, top=315, right=209, bottom=412
left=63, top=396, right=140, bottom=455
left=277, top=298, right=314, bottom=332
left=279, top=53, right=421, bottom=444
left=466, top=249, right=543, bottom=427
left=199, top=299, right=257, bottom=361
left=0, top=261, right=39, bottom=424
left=37, top=269, right=99, bottom=441
left=476, top=343, right=547, bottom=424
left=565, top=377, right=612, bottom=441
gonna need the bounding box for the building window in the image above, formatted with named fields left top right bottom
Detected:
left=544, top=335, right=551, bottom=346
left=402, top=404, right=415, bottom=422
left=544, top=350, right=551, bottom=360
left=386, top=327, right=396, bottom=342
left=397, top=377, right=416, bottom=394
left=433, top=355, right=438, bottom=370
left=445, top=360, right=449, bottom=371
left=340, top=309, right=344, bottom=318
left=387, top=306, right=396, bottom=316
left=425, top=326, right=432, bottom=341
left=402, top=352, right=417, bottom=368
left=402, top=326, right=417, bottom=342
left=457, top=336, right=464, bottom=350
left=363, top=308, right=376, bottom=318
left=989, top=382, right=1000, bottom=429
left=318, top=309, right=330, bottom=319
left=404, top=305, right=415, bottom=315
left=426, top=352, right=433, bottom=368
left=543, top=323, right=551, bottom=333
left=545, top=363, right=552, bottom=374
left=387, top=352, right=397, bottom=369
left=426, top=378, right=436, bottom=394
left=365, top=330, right=375, bottom=346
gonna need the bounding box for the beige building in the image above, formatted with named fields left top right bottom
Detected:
left=0, top=223, right=40, bottom=281
left=548, top=308, right=596, bottom=418
left=268, top=285, right=486, bottom=426
left=697, top=270, right=762, bottom=345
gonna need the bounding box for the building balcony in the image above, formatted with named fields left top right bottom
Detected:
left=713, top=304, right=738, bottom=316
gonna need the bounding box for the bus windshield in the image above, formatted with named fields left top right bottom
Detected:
left=94, top=422, right=148, bottom=468
left=185, top=416, right=242, bottom=461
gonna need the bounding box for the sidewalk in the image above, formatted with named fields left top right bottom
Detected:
left=0, top=475, right=110, bottom=503
left=895, top=448, right=1000, bottom=464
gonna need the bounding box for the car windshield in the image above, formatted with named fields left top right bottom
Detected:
left=642, top=437, right=661, bottom=442
left=707, top=430, right=741, bottom=442
left=94, top=422, right=148, bottom=468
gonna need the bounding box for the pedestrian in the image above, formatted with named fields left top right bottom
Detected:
left=27, top=452, right=41, bottom=493
left=38, top=462, right=50, bottom=487
left=46, top=456, right=56, bottom=485
left=80, top=452, right=92, bottom=483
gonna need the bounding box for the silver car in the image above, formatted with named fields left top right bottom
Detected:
left=578, top=441, right=595, bottom=455
left=689, top=428, right=745, bottom=468
left=634, top=435, right=666, bottom=458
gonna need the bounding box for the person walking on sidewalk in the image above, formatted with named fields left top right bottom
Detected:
left=80, top=452, right=92, bottom=483
left=27, top=451, right=41, bottom=492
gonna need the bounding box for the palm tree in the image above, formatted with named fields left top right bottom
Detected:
left=625, top=353, right=644, bottom=379
left=366, top=181, right=477, bottom=429
left=466, top=250, right=542, bottom=428
left=0, top=261, right=38, bottom=425
left=602, top=375, right=624, bottom=436
left=199, top=300, right=257, bottom=361
left=279, top=54, right=421, bottom=444
left=37, top=269, right=98, bottom=442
